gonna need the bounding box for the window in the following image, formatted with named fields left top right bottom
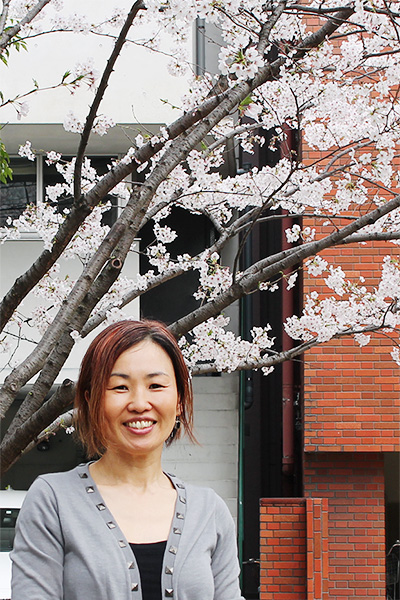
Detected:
left=0, top=155, right=118, bottom=227
left=0, top=158, right=36, bottom=226
left=0, top=508, right=20, bottom=551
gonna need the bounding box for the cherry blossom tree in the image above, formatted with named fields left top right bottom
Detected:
left=1, top=0, right=400, bottom=474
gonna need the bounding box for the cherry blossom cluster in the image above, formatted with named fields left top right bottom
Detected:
left=285, top=255, right=400, bottom=362
left=179, top=315, right=275, bottom=373
left=2, top=0, right=400, bottom=372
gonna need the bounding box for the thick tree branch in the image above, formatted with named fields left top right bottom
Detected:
left=0, top=379, right=75, bottom=474
left=73, top=0, right=145, bottom=200
left=0, top=0, right=51, bottom=50
left=170, top=194, right=400, bottom=337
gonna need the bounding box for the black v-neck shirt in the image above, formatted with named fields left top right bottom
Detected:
left=129, top=540, right=167, bottom=600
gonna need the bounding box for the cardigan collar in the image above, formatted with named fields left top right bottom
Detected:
left=76, top=461, right=186, bottom=600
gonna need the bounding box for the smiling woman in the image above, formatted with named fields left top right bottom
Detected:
left=10, top=320, right=244, bottom=600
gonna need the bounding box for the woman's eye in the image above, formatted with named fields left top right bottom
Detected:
left=149, top=383, right=164, bottom=389
left=113, top=385, right=128, bottom=391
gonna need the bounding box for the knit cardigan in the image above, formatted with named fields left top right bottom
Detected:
left=11, top=463, right=244, bottom=600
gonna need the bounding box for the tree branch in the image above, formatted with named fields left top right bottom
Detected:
left=170, top=194, right=400, bottom=337
left=73, top=0, right=145, bottom=200
left=257, top=1, right=287, bottom=55
left=0, top=0, right=51, bottom=50
left=0, top=379, right=75, bottom=474
left=0, top=0, right=11, bottom=38
left=21, top=409, right=74, bottom=457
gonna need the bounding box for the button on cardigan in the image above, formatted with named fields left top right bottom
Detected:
left=11, top=463, right=244, bottom=600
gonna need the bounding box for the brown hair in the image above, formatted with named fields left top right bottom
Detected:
left=74, top=319, right=194, bottom=456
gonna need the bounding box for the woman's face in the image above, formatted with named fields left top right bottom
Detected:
left=102, top=339, right=180, bottom=458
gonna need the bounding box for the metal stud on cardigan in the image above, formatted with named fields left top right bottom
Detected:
left=168, top=545, right=177, bottom=555
left=79, top=472, right=88, bottom=478
left=176, top=512, right=184, bottom=519
left=173, top=527, right=182, bottom=535
left=131, top=583, right=139, bottom=591
left=107, top=522, right=116, bottom=529
left=85, top=486, right=95, bottom=493
left=165, top=566, right=174, bottom=575
left=96, top=503, right=106, bottom=511
left=165, top=589, right=174, bottom=597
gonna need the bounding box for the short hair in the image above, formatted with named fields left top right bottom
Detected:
left=74, top=319, right=194, bottom=457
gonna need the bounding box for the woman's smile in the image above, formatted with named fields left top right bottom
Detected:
left=102, top=339, right=180, bottom=456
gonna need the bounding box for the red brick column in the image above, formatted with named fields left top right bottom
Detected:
left=303, top=452, right=386, bottom=598
left=260, top=498, right=329, bottom=600
left=306, top=498, right=329, bottom=599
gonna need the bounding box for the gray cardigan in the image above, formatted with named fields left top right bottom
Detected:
left=11, top=463, right=244, bottom=600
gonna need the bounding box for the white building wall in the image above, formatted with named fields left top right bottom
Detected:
left=1, top=0, right=191, bottom=126
left=163, top=374, right=239, bottom=520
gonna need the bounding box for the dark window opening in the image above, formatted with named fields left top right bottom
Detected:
left=0, top=156, right=118, bottom=228
left=44, top=156, right=118, bottom=226
left=139, top=207, right=215, bottom=326
left=0, top=158, right=36, bottom=226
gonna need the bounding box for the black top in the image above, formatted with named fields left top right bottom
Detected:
left=129, top=540, right=167, bottom=600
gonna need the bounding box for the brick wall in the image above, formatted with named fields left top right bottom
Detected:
left=302, top=236, right=400, bottom=452
left=260, top=498, right=329, bottom=600
left=303, top=452, right=386, bottom=599
left=304, top=336, right=400, bottom=451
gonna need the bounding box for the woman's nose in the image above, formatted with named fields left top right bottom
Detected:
left=127, top=389, right=151, bottom=411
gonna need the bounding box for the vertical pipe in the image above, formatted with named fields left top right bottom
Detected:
left=238, top=369, right=245, bottom=574
left=238, top=215, right=253, bottom=582
left=195, top=18, right=206, bottom=76
left=281, top=126, right=295, bottom=495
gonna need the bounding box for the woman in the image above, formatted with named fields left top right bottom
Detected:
left=11, top=319, right=244, bottom=600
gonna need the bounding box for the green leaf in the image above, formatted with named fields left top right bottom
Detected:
left=239, top=95, right=253, bottom=109
left=0, top=140, right=13, bottom=184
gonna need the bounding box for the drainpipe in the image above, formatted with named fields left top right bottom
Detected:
left=238, top=224, right=253, bottom=574
left=281, top=126, right=296, bottom=495
left=281, top=213, right=295, bottom=495
left=195, top=18, right=206, bottom=76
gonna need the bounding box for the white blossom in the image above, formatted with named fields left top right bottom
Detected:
left=46, top=151, right=62, bottom=165
left=18, top=141, right=35, bottom=161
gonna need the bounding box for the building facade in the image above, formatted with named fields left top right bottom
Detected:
left=1, top=6, right=399, bottom=600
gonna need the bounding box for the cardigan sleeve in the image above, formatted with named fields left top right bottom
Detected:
left=11, top=477, right=64, bottom=600
left=211, top=495, right=245, bottom=600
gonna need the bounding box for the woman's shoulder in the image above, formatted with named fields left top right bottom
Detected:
left=26, top=463, right=89, bottom=498
left=170, top=475, right=232, bottom=521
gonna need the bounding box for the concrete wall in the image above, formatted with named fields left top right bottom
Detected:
left=163, top=373, right=240, bottom=519
left=2, top=0, right=191, bottom=126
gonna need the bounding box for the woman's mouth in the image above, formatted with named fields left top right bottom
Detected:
left=124, top=420, right=155, bottom=430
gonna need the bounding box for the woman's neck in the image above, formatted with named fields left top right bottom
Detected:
left=89, top=450, right=169, bottom=492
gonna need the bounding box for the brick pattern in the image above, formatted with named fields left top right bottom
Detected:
left=306, top=498, right=329, bottom=599
left=303, top=452, right=386, bottom=599
left=259, top=498, right=329, bottom=600
left=303, top=337, right=400, bottom=452
left=302, top=236, right=400, bottom=452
